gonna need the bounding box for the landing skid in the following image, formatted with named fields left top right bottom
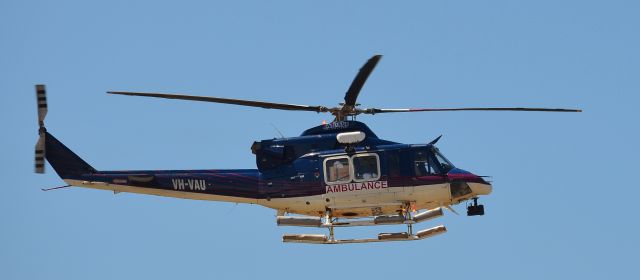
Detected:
left=279, top=206, right=447, bottom=244
left=283, top=225, right=446, bottom=244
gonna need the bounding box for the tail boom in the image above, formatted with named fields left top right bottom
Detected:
left=61, top=169, right=260, bottom=204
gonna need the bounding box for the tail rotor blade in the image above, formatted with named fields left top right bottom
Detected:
left=35, top=135, right=45, bottom=173
left=36, top=85, right=48, bottom=126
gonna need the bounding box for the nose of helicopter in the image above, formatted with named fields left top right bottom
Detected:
left=469, top=180, right=492, bottom=195
left=447, top=168, right=493, bottom=196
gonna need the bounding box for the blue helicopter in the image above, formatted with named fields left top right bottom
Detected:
left=35, top=55, right=581, bottom=244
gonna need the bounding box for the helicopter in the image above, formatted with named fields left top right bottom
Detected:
left=34, top=55, right=581, bottom=244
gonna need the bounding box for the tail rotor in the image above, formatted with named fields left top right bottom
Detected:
left=35, top=84, right=47, bottom=173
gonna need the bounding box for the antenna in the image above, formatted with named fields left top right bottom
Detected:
left=270, top=123, right=285, bottom=138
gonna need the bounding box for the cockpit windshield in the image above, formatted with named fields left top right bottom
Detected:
left=412, top=146, right=455, bottom=175
left=433, top=147, right=454, bottom=173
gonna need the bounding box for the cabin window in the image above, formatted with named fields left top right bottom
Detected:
left=323, top=153, right=381, bottom=184
left=324, top=156, right=351, bottom=184
left=353, top=154, right=380, bottom=182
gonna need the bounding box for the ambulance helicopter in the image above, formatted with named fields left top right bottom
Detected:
left=34, top=55, right=581, bottom=244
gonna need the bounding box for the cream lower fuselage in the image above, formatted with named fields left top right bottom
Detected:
left=64, top=177, right=492, bottom=218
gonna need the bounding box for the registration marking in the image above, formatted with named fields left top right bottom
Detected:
left=171, top=179, right=207, bottom=191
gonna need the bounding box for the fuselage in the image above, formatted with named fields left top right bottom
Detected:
left=56, top=121, right=492, bottom=218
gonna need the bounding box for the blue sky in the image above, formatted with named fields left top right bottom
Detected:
left=1, top=0, right=638, bottom=279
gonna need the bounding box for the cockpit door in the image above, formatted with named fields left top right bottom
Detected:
left=407, top=148, right=449, bottom=193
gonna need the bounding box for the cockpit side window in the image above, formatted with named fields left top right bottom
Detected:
left=414, top=149, right=437, bottom=176
left=387, top=152, right=401, bottom=177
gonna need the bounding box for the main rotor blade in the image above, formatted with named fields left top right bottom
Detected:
left=107, top=91, right=330, bottom=113
left=344, top=55, right=383, bottom=107
left=362, top=107, right=582, bottom=114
